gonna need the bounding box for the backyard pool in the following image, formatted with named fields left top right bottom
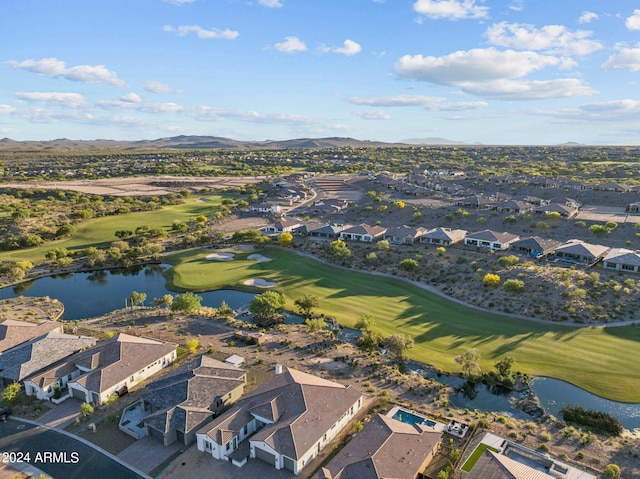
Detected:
left=390, top=407, right=437, bottom=428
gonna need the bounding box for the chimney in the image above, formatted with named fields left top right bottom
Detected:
left=275, top=364, right=283, bottom=375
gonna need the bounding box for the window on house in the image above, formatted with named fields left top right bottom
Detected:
left=226, top=442, right=231, bottom=451
left=622, top=264, right=635, bottom=271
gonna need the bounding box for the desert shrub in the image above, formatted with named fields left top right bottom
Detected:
left=503, top=279, right=524, bottom=292
left=483, top=273, right=501, bottom=287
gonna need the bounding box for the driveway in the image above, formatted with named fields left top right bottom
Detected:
left=118, top=436, right=184, bottom=474
left=37, top=397, right=84, bottom=428
left=0, top=418, right=150, bottom=479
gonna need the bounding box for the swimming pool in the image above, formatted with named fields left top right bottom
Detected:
left=391, top=408, right=437, bottom=428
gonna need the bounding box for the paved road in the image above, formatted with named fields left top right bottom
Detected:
left=0, top=419, right=150, bottom=479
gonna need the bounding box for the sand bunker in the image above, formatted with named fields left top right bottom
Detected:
left=244, top=278, right=276, bottom=288
left=248, top=254, right=272, bottom=263
left=206, top=252, right=235, bottom=261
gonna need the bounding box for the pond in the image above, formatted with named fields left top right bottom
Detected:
left=2, top=265, right=639, bottom=430
left=0, top=265, right=303, bottom=324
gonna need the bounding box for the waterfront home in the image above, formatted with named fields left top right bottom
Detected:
left=129, top=356, right=246, bottom=446
left=0, top=319, right=63, bottom=354
left=24, top=333, right=177, bottom=405
left=196, top=366, right=363, bottom=474
left=313, top=413, right=442, bottom=479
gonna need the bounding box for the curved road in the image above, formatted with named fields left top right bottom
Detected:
left=0, top=419, right=150, bottom=479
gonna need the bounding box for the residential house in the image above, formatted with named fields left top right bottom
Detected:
left=464, top=230, right=520, bottom=251
left=262, top=219, right=305, bottom=235
left=554, top=239, right=610, bottom=265
left=0, top=332, right=96, bottom=386
left=0, top=319, right=63, bottom=354
left=309, top=224, right=350, bottom=239
left=134, top=356, right=247, bottom=446
left=594, top=182, right=630, bottom=192
left=510, top=236, right=561, bottom=258
left=312, top=413, right=442, bottom=479
left=455, top=195, right=493, bottom=210
left=533, top=202, right=578, bottom=219
left=492, top=200, right=533, bottom=214
left=420, top=227, right=467, bottom=246
left=603, top=248, right=640, bottom=273
left=383, top=226, right=428, bottom=245
left=196, top=366, right=363, bottom=474
left=548, top=196, right=581, bottom=209
left=465, top=433, right=596, bottom=479
left=24, top=333, right=177, bottom=405
left=311, top=199, right=349, bottom=214
left=249, top=203, right=282, bottom=214
left=339, top=224, right=387, bottom=243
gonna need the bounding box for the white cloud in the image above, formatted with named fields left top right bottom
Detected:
left=626, top=9, right=640, bottom=31
left=395, top=48, right=566, bottom=84
left=601, top=45, right=640, bottom=72
left=119, top=93, right=142, bottom=103
left=578, top=11, right=598, bottom=24
left=0, top=105, right=18, bottom=115
left=413, top=0, right=489, bottom=20
left=14, top=92, right=82, bottom=108
left=144, top=81, right=178, bottom=94
left=348, top=94, right=487, bottom=110
left=485, top=22, right=603, bottom=56
left=353, top=110, right=391, bottom=120
left=258, top=0, right=283, bottom=7
left=163, top=0, right=195, bottom=4
left=320, top=39, right=362, bottom=56
left=163, top=25, right=239, bottom=40
left=272, top=36, right=307, bottom=53
left=462, top=78, right=596, bottom=100
left=508, top=0, right=524, bottom=12
left=15, top=91, right=88, bottom=108
left=7, top=57, right=125, bottom=87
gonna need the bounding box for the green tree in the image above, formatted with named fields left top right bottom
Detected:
left=355, top=314, right=375, bottom=331
left=129, top=291, right=147, bottom=308
left=455, top=348, right=481, bottom=378
left=171, top=292, right=203, bottom=314
left=503, top=279, right=524, bottom=292
left=305, top=317, right=327, bottom=332
left=250, top=291, right=286, bottom=319
left=589, top=224, right=609, bottom=236
left=80, top=402, right=94, bottom=418
left=356, top=329, right=383, bottom=353
left=329, top=240, right=351, bottom=258
left=604, top=464, right=621, bottom=479
left=278, top=232, right=294, bottom=247
left=186, top=338, right=200, bottom=353
left=294, top=294, right=319, bottom=318
left=483, top=273, right=501, bottom=287
left=399, top=258, right=419, bottom=271
left=495, top=356, right=514, bottom=377
left=2, top=382, right=21, bottom=406
left=381, top=334, right=415, bottom=361
left=217, top=300, right=234, bottom=318
left=377, top=240, right=390, bottom=250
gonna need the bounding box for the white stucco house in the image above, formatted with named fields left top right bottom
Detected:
left=196, top=366, right=363, bottom=475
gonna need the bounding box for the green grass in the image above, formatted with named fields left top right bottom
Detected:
left=462, top=444, right=499, bottom=472
left=0, top=194, right=232, bottom=262
left=163, top=247, right=640, bottom=402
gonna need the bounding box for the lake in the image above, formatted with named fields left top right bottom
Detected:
left=2, top=265, right=639, bottom=430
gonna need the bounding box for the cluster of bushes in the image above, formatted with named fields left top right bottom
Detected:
left=560, top=405, right=623, bottom=435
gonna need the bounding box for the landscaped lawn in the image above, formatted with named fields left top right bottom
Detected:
left=0, top=194, right=233, bottom=262
left=461, top=443, right=499, bottom=472
left=163, top=247, right=640, bottom=403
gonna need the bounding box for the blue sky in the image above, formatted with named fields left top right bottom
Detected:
left=2, top=0, right=640, bottom=144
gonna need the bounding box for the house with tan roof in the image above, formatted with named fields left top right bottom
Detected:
left=196, top=366, right=363, bottom=474
left=420, top=227, right=467, bottom=246
left=312, top=413, right=442, bottom=479
left=125, top=356, right=246, bottom=446
left=464, top=230, right=520, bottom=251
left=0, top=319, right=63, bottom=353
left=0, top=331, right=96, bottom=386
left=383, top=225, right=428, bottom=245
left=603, top=248, right=640, bottom=273
left=554, top=239, right=610, bottom=265
left=339, top=224, right=387, bottom=243
left=24, top=333, right=177, bottom=405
